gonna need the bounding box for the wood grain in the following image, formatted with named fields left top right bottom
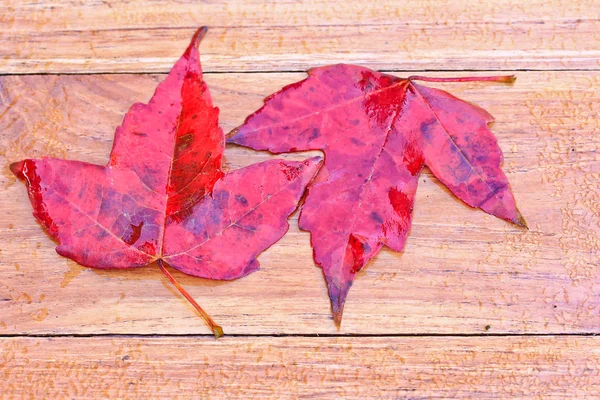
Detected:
left=1, top=71, right=598, bottom=335
left=2, top=0, right=599, bottom=396
left=1, top=0, right=599, bottom=73
left=1, top=336, right=598, bottom=398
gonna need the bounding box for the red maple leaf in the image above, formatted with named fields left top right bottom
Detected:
left=10, top=27, right=321, bottom=337
left=228, top=64, right=526, bottom=326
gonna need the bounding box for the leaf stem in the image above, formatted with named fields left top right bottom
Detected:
left=408, top=75, right=516, bottom=84
left=157, top=259, right=224, bottom=339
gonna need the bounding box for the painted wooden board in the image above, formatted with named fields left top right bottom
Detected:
left=1, top=0, right=599, bottom=73
left=1, top=336, right=598, bottom=398
left=1, top=71, right=598, bottom=335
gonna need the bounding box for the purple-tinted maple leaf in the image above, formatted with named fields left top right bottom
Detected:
left=11, top=27, right=322, bottom=337
left=228, top=64, right=525, bottom=326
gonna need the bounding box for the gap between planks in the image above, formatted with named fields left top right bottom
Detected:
left=0, top=333, right=597, bottom=339
left=1, top=68, right=600, bottom=77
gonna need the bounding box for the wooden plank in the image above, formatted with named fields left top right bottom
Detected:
left=1, top=0, right=599, bottom=73
left=0, top=336, right=598, bottom=398
left=0, top=71, right=599, bottom=335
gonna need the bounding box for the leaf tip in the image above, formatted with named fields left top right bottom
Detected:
left=9, top=160, right=26, bottom=180
left=514, top=211, right=528, bottom=229
left=333, top=309, right=343, bottom=329
left=191, top=26, right=209, bottom=49
left=183, top=27, right=208, bottom=59
left=226, top=127, right=241, bottom=143
left=327, top=280, right=348, bottom=328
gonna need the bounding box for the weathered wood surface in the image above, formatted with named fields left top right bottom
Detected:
left=1, top=336, right=599, bottom=398
left=1, top=71, right=598, bottom=335
left=1, top=0, right=599, bottom=397
left=1, top=0, right=599, bottom=73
